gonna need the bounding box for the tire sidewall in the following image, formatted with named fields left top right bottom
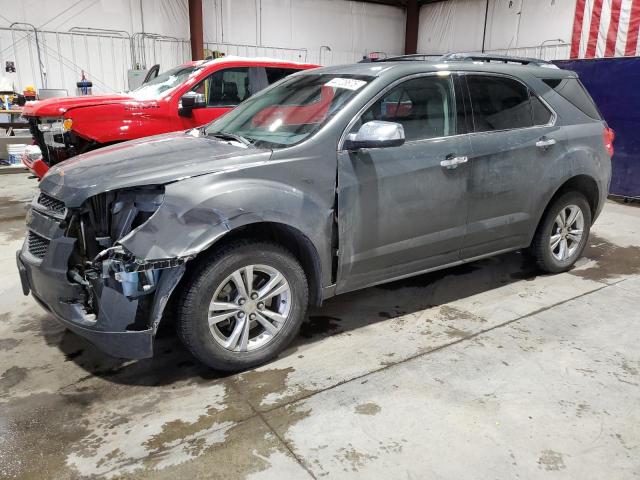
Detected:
left=537, top=192, right=592, bottom=272
left=181, top=244, right=307, bottom=370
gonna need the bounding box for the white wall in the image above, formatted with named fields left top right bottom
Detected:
left=0, top=0, right=405, bottom=94
left=0, top=0, right=189, bottom=37
left=0, top=0, right=406, bottom=66
left=417, top=0, right=576, bottom=59
left=203, top=0, right=406, bottom=65
left=0, top=0, right=191, bottom=94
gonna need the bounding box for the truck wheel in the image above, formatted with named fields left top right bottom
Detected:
left=531, top=191, right=592, bottom=273
left=177, top=241, right=308, bottom=372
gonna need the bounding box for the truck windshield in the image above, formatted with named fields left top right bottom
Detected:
left=203, top=74, right=373, bottom=148
left=130, top=65, right=199, bottom=100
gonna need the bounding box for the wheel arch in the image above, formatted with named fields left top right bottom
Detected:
left=530, top=174, right=600, bottom=244
left=183, top=221, right=324, bottom=307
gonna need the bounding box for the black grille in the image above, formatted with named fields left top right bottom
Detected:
left=28, top=117, right=51, bottom=165
left=37, top=193, right=66, bottom=216
left=27, top=231, right=50, bottom=259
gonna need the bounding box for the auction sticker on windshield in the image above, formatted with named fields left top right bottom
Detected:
left=325, top=78, right=367, bottom=91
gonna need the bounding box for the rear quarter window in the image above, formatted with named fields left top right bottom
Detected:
left=266, top=67, right=302, bottom=84
left=543, top=78, right=602, bottom=120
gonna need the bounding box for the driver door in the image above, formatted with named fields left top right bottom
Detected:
left=182, top=67, right=267, bottom=128
left=335, top=73, right=473, bottom=293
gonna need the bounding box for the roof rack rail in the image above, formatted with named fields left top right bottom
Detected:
left=373, top=52, right=558, bottom=68
left=370, top=53, right=443, bottom=62
left=440, top=52, right=558, bottom=68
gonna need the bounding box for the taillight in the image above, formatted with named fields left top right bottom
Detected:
left=603, top=126, right=615, bottom=157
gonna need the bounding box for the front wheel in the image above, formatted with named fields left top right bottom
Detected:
left=177, top=241, right=308, bottom=371
left=531, top=191, right=592, bottom=273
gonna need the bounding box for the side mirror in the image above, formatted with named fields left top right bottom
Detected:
left=344, top=120, right=405, bottom=150
left=179, top=92, right=206, bottom=117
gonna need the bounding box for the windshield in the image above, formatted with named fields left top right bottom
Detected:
left=203, top=74, right=373, bottom=148
left=130, top=65, right=199, bottom=100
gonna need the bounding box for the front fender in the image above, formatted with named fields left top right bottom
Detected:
left=118, top=174, right=334, bottom=282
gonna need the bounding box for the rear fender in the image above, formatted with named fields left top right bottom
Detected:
left=527, top=124, right=610, bottom=242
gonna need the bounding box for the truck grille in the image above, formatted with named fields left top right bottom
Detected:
left=27, top=231, right=50, bottom=259
left=27, top=117, right=77, bottom=166
left=28, top=117, right=51, bottom=165
left=37, top=193, right=66, bottom=216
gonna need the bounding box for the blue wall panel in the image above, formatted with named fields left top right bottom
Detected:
left=555, top=57, right=640, bottom=198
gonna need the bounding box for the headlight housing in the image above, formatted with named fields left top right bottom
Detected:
left=69, top=186, right=165, bottom=261
left=110, top=186, right=165, bottom=242
left=37, top=117, right=73, bottom=133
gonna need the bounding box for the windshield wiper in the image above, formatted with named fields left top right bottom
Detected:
left=206, top=130, right=255, bottom=148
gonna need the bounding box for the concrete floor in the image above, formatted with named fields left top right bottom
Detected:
left=1, top=172, right=639, bottom=479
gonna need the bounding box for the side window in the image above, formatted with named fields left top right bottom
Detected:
left=190, top=67, right=250, bottom=107
left=266, top=67, right=300, bottom=85
left=467, top=75, right=533, bottom=132
left=531, top=95, right=553, bottom=125
left=354, top=76, right=456, bottom=142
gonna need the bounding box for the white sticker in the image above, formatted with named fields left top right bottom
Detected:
left=325, top=78, right=366, bottom=91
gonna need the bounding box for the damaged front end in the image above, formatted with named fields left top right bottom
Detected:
left=17, top=186, right=190, bottom=359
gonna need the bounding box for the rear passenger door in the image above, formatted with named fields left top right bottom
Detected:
left=460, top=73, right=560, bottom=259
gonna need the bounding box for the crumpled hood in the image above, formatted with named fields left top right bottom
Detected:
left=22, top=94, right=139, bottom=116
left=40, top=130, right=271, bottom=207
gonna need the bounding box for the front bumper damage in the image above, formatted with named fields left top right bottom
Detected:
left=17, top=201, right=188, bottom=359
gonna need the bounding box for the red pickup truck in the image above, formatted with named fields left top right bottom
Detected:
left=22, top=56, right=318, bottom=178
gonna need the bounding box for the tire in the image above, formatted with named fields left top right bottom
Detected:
left=177, top=241, right=308, bottom=372
left=531, top=191, right=592, bottom=273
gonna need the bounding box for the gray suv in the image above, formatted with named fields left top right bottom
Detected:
left=17, top=54, right=612, bottom=371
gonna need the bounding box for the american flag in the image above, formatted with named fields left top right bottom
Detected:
left=571, top=0, right=640, bottom=58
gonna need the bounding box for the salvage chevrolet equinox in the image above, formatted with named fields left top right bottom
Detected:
left=17, top=53, right=613, bottom=371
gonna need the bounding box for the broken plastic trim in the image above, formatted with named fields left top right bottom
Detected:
left=85, top=244, right=191, bottom=302
left=120, top=256, right=190, bottom=273
left=95, top=244, right=191, bottom=272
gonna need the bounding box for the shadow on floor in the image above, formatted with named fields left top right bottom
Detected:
left=42, top=248, right=542, bottom=387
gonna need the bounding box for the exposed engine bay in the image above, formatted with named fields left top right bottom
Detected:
left=60, top=186, right=188, bottom=328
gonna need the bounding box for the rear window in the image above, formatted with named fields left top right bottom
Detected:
left=266, top=67, right=301, bottom=84
left=543, top=78, right=601, bottom=119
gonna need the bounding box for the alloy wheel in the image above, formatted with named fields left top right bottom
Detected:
left=549, top=204, right=584, bottom=261
left=208, top=264, right=291, bottom=352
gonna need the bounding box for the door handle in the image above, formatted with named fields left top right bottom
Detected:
left=440, top=155, right=468, bottom=169
left=536, top=137, right=556, bottom=148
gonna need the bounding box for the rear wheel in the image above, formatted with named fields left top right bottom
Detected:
left=178, top=241, right=308, bottom=371
left=531, top=191, right=591, bottom=273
